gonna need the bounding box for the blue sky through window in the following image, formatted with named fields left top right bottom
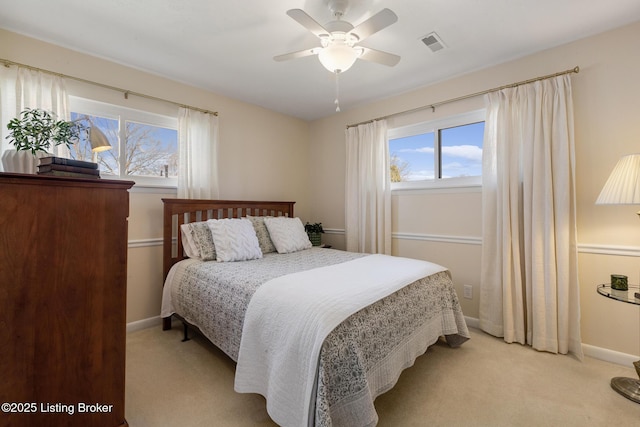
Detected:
left=390, top=121, right=484, bottom=181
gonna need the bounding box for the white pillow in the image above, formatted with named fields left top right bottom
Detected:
left=207, top=218, right=262, bottom=262
left=180, top=223, right=200, bottom=259
left=263, top=217, right=312, bottom=254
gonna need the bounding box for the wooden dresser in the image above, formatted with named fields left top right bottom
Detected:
left=0, top=173, right=134, bottom=427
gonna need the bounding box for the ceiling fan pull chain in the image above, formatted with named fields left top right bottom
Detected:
left=335, top=71, right=341, bottom=112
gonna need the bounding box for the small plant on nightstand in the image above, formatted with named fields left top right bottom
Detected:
left=304, top=222, right=324, bottom=246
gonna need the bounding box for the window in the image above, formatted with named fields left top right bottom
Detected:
left=389, top=110, right=485, bottom=190
left=69, top=97, right=178, bottom=187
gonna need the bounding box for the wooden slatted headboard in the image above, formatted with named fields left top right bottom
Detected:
left=162, top=199, right=295, bottom=281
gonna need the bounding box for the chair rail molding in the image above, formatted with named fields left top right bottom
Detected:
left=126, top=234, right=640, bottom=257
left=393, top=232, right=482, bottom=246
left=578, top=243, right=640, bottom=257
left=128, top=238, right=164, bottom=248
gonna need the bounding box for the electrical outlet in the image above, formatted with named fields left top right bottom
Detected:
left=463, top=284, right=473, bottom=299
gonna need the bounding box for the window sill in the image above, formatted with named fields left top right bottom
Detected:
left=391, top=176, right=482, bottom=194
left=391, top=185, right=481, bottom=195
left=101, top=175, right=177, bottom=193
left=129, top=183, right=177, bottom=194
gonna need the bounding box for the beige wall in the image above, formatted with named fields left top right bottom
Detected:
left=0, top=29, right=311, bottom=325
left=2, top=20, right=639, bottom=358
left=309, top=21, right=640, bottom=357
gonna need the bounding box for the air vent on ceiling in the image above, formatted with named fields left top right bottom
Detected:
left=421, top=32, right=446, bottom=53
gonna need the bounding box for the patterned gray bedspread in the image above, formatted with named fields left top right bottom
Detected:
left=164, top=247, right=469, bottom=426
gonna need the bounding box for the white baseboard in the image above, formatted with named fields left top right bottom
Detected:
left=126, top=316, right=162, bottom=333
left=582, top=344, right=639, bottom=367
left=464, top=316, right=480, bottom=329
left=465, top=316, right=636, bottom=367
left=128, top=314, right=637, bottom=367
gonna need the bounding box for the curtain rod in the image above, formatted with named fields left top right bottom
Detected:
left=1, top=58, right=218, bottom=116
left=347, top=66, right=579, bottom=128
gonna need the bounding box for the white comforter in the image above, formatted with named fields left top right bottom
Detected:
left=234, top=254, right=447, bottom=427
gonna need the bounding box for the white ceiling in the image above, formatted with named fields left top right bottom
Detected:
left=1, top=0, right=639, bottom=121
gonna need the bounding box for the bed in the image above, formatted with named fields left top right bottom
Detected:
left=160, top=199, right=470, bottom=427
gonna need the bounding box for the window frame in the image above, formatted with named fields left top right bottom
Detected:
left=388, top=109, right=485, bottom=191
left=69, top=96, right=179, bottom=188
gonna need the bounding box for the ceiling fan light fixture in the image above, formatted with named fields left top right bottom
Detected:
left=277, top=3, right=399, bottom=111
left=318, top=43, right=359, bottom=73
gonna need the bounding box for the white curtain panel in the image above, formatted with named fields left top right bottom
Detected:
left=177, top=107, right=220, bottom=199
left=345, top=119, right=391, bottom=254
left=479, top=75, right=583, bottom=359
left=0, top=65, right=18, bottom=158
left=16, top=67, right=70, bottom=158
left=1, top=67, right=70, bottom=171
left=0, top=67, right=69, bottom=166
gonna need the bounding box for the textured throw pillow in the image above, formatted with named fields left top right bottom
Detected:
left=189, top=221, right=217, bottom=261
left=263, top=217, right=312, bottom=254
left=246, top=216, right=276, bottom=254
left=207, top=218, right=263, bottom=262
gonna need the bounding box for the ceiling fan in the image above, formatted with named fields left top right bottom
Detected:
left=274, top=0, right=400, bottom=74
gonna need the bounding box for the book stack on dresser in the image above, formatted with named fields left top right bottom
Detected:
left=37, top=156, right=101, bottom=179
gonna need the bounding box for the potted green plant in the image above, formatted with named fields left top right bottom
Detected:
left=304, top=222, right=324, bottom=246
left=2, top=108, right=83, bottom=173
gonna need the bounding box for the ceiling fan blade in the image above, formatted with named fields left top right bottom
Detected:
left=273, top=48, right=319, bottom=62
left=359, top=47, right=400, bottom=67
left=350, top=9, right=398, bottom=41
left=286, top=9, right=330, bottom=38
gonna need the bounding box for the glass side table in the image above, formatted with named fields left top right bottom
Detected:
left=596, top=284, right=640, bottom=404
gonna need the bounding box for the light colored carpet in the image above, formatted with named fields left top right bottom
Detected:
left=125, top=325, right=640, bottom=426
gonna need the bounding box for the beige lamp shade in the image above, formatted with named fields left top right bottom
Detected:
left=89, top=127, right=112, bottom=153
left=596, top=154, right=640, bottom=206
